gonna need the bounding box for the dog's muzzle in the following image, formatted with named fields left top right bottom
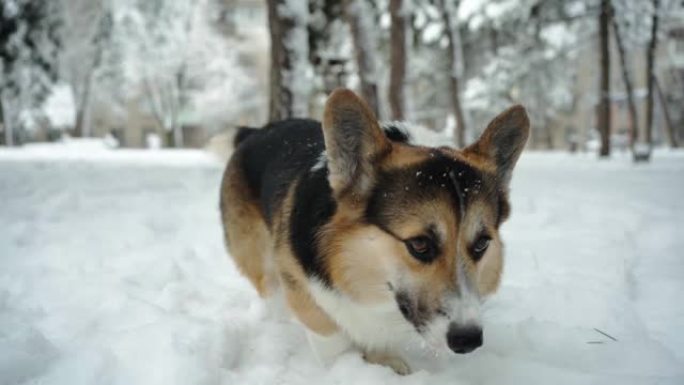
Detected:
left=446, top=323, right=483, bottom=354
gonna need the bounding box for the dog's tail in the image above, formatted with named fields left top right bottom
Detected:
left=205, top=126, right=260, bottom=162
left=234, top=126, right=259, bottom=148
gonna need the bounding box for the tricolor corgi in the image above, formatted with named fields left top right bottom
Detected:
left=220, top=89, right=529, bottom=374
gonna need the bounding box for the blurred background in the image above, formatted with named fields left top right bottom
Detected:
left=1, top=0, right=682, bottom=159
left=2, top=2, right=684, bottom=383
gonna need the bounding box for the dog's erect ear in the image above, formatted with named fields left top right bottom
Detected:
left=322, top=88, right=390, bottom=198
left=465, top=105, right=530, bottom=186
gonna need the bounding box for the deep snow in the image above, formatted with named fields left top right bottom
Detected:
left=1, top=149, right=683, bottom=385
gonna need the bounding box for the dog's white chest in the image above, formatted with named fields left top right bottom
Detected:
left=308, top=282, right=415, bottom=351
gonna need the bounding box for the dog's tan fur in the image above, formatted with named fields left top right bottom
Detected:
left=220, top=156, right=276, bottom=297
left=274, top=181, right=340, bottom=336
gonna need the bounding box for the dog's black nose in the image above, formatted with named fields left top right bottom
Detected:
left=446, top=324, right=483, bottom=354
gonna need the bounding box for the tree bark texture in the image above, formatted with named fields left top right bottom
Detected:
left=267, top=0, right=309, bottom=122
left=439, top=0, right=467, bottom=147
left=598, top=0, right=612, bottom=157
left=389, top=0, right=407, bottom=121
left=1, top=95, right=13, bottom=147
left=645, top=0, right=659, bottom=155
left=654, top=75, right=679, bottom=148
left=610, top=3, right=639, bottom=152
left=344, top=0, right=380, bottom=118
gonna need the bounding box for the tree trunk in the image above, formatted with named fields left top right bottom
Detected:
left=73, top=71, right=94, bottom=138
left=345, top=0, right=380, bottom=118
left=389, top=0, right=407, bottom=121
left=172, top=123, right=183, bottom=148
left=490, top=27, right=499, bottom=55
left=610, top=3, right=639, bottom=153
left=73, top=107, right=85, bottom=138
left=173, top=71, right=185, bottom=148
left=439, top=0, right=467, bottom=147
left=142, top=77, right=173, bottom=147
left=645, top=0, right=659, bottom=157
left=654, top=75, right=678, bottom=148
left=1, top=95, right=13, bottom=147
left=598, top=0, right=612, bottom=157
left=267, top=0, right=281, bottom=121
left=545, top=121, right=554, bottom=149
left=267, top=0, right=309, bottom=122
left=0, top=96, right=5, bottom=146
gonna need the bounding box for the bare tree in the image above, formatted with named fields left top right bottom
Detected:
left=610, top=0, right=639, bottom=154
left=0, top=98, right=8, bottom=146
left=438, top=0, right=467, bottom=147
left=267, top=0, right=310, bottom=121
left=121, top=0, right=247, bottom=148
left=598, top=0, right=612, bottom=157
left=58, top=0, right=110, bottom=138
left=389, top=0, right=408, bottom=120
left=344, top=0, right=380, bottom=117
left=141, top=68, right=188, bottom=148
left=655, top=75, right=679, bottom=148
left=141, top=1, right=197, bottom=148
left=644, top=0, right=660, bottom=158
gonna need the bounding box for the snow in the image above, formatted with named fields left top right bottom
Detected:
left=422, top=22, right=443, bottom=44
left=458, top=0, right=520, bottom=30
left=458, top=0, right=487, bottom=21
left=0, top=140, right=217, bottom=165
left=42, top=84, right=76, bottom=129
left=540, top=24, right=578, bottom=52
left=1, top=149, right=683, bottom=384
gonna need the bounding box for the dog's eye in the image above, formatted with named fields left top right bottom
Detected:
left=405, top=236, right=437, bottom=263
left=470, top=235, right=491, bottom=262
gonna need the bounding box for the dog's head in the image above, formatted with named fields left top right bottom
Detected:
left=318, top=89, right=529, bottom=354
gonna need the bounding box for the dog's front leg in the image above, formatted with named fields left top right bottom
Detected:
left=280, top=274, right=352, bottom=363
left=363, top=350, right=412, bottom=375
left=306, top=330, right=352, bottom=364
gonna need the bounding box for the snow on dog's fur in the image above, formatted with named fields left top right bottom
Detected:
left=220, top=88, right=529, bottom=374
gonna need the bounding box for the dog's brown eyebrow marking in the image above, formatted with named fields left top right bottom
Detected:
left=424, top=225, right=441, bottom=248
left=373, top=221, right=440, bottom=247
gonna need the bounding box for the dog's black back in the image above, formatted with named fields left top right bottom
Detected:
left=232, top=119, right=336, bottom=282
left=234, top=119, right=328, bottom=224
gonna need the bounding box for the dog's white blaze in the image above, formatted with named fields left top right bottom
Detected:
left=448, top=291, right=482, bottom=326
left=308, top=281, right=415, bottom=352
left=451, top=261, right=483, bottom=326
left=424, top=261, right=483, bottom=348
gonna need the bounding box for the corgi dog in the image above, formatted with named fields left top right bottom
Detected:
left=220, top=89, right=529, bottom=374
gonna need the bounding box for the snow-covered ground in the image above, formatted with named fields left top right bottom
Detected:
left=1, top=149, right=683, bottom=385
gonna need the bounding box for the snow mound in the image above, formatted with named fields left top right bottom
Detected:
left=0, top=139, right=222, bottom=166
left=0, top=151, right=683, bottom=384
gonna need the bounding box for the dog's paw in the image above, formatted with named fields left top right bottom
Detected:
left=306, top=330, right=352, bottom=365
left=363, top=351, right=412, bottom=375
